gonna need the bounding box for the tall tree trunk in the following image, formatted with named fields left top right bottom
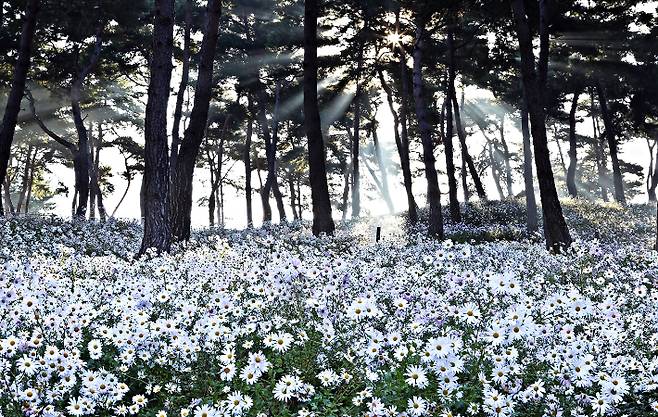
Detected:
left=170, top=0, right=192, bottom=177
left=170, top=0, right=222, bottom=241
left=521, top=86, right=539, bottom=232
left=351, top=34, right=365, bottom=219
left=377, top=67, right=416, bottom=221
left=444, top=92, right=460, bottom=222
left=512, top=0, right=571, bottom=251
left=95, top=123, right=107, bottom=221
left=89, top=131, right=97, bottom=220
left=567, top=88, right=581, bottom=197
left=139, top=0, right=175, bottom=254
left=445, top=31, right=461, bottom=221
left=70, top=27, right=103, bottom=219
left=304, top=0, right=335, bottom=236
left=596, top=81, right=625, bottom=204
left=412, top=14, right=443, bottom=238
left=0, top=0, right=39, bottom=216
left=257, top=83, right=287, bottom=223
left=244, top=116, right=253, bottom=227
left=452, top=94, right=486, bottom=201
left=398, top=50, right=418, bottom=224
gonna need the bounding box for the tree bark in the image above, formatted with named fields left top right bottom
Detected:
left=0, top=0, right=39, bottom=216
left=412, top=15, right=444, bottom=238
left=596, top=81, right=625, bottom=204
left=170, top=0, right=193, bottom=178
left=512, top=0, right=571, bottom=251
left=16, top=145, right=33, bottom=212
left=521, top=85, right=539, bottom=232
left=170, top=0, right=222, bottom=242
left=567, top=88, right=581, bottom=197
left=139, top=0, right=175, bottom=254
left=304, top=0, right=335, bottom=236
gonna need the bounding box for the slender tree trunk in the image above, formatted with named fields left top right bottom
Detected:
left=112, top=157, right=132, bottom=217
left=304, top=0, right=335, bottom=236
left=399, top=51, right=418, bottom=224
left=170, top=0, right=192, bottom=177
left=139, top=0, right=175, bottom=254
left=170, top=0, right=222, bottom=241
left=512, top=0, right=571, bottom=251
left=377, top=67, right=416, bottom=221
left=89, top=133, right=97, bottom=220
left=0, top=0, right=39, bottom=216
left=521, top=86, right=538, bottom=232
left=412, top=15, right=443, bottom=238
left=244, top=116, right=253, bottom=227
left=460, top=91, right=470, bottom=202
left=567, top=88, right=581, bottom=197
left=351, top=35, right=365, bottom=219
left=444, top=32, right=462, bottom=221
left=452, top=94, right=486, bottom=201
left=596, top=81, right=625, bottom=204
left=444, top=93, right=460, bottom=222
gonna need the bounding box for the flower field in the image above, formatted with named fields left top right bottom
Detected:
left=1, top=201, right=658, bottom=417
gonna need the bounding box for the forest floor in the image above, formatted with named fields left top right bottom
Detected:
left=1, top=199, right=657, bottom=417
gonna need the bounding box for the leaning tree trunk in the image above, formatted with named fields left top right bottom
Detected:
left=567, top=88, right=581, bottom=198
left=596, top=81, right=625, bottom=204
left=452, top=94, right=486, bottom=201
left=377, top=67, right=416, bottom=220
left=139, top=0, right=175, bottom=254
left=0, top=0, right=39, bottom=216
left=304, top=0, right=335, bottom=236
left=412, top=16, right=444, bottom=238
left=521, top=85, right=539, bottom=232
left=512, top=0, right=571, bottom=251
left=398, top=50, right=418, bottom=224
left=170, top=0, right=222, bottom=242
